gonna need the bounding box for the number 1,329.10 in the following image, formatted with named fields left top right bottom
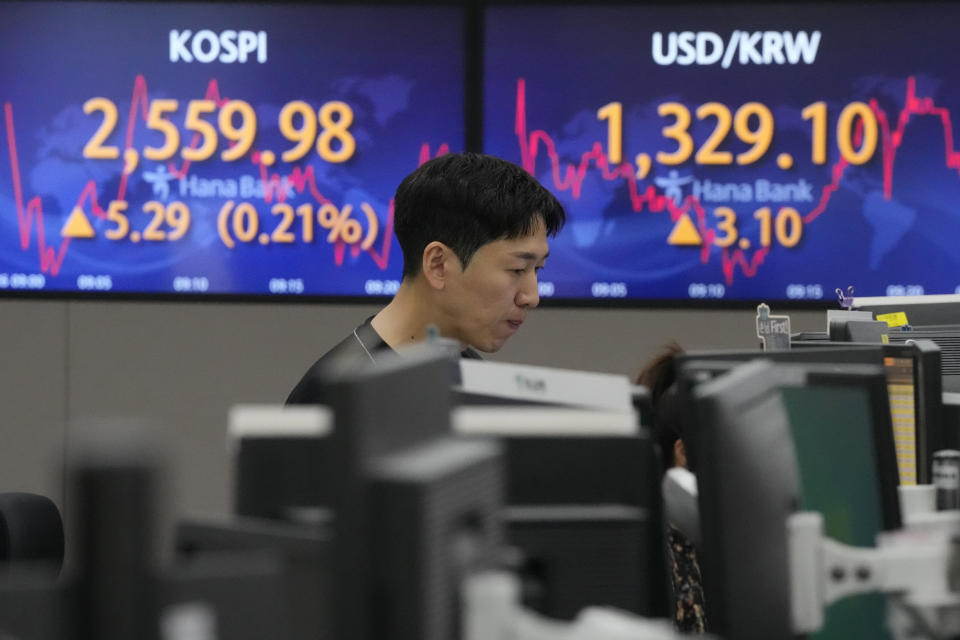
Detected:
left=597, top=100, right=878, bottom=169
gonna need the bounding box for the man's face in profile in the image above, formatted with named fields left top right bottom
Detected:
left=442, top=218, right=549, bottom=352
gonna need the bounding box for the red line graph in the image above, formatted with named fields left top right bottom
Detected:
left=873, top=76, right=960, bottom=201
left=3, top=74, right=443, bottom=277
left=4, top=103, right=70, bottom=274
left=249, top=142, right=448, bottom=270
left=514, top=75, right=960, bottom=285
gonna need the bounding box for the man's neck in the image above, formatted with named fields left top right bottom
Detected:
left=371, top=280, right=458, bottom=350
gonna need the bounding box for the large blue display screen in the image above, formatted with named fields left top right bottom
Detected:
left=484, top=4, right=960, bottom=302
left=0, top=2, right=463, bottom=296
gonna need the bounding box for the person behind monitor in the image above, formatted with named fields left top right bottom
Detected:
left=637, top=341, right=706, bottom=633
left=286, top=152, right=566, bottom=404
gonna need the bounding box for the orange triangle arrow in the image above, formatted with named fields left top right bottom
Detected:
left=62, top=207, right=96, bottom=239
left=667, top=213, right=702, bottom=246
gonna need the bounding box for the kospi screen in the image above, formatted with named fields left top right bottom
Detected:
left=0, top=1, right=463, bottom=297
left=484, top=4, right=960, bottom=303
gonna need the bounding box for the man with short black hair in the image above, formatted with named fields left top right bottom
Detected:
left=286, top=152, right=566, bottom=404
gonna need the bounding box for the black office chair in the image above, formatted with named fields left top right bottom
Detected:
left=0, top=492, right=64, bottom=572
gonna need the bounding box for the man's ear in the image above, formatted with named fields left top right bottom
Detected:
left=421, top=241, right=459, bottom=290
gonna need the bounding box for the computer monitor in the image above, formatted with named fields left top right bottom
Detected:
left=226, top=347, right=507, bottom=640
left=690, top=359, right=902, bottom=639
left=830, top=296, right=960, bottom=394
left=779, top=372, right=896, bottom=640
left=229, top=405, right=333, bottom=521
left=159, top=552, right=299, bottom=640
left=451, top=405, right=668, bottom=620
left=790, top=340, right=945, bottom=483
left=826, top=311, right=889, bottom=343
left=852, top=294, right=960, bottom=327
left=886, top=329, right=960, bottom=394
left=0, top=573, right=64, bottom=640
left=0, top=421, right=303, bottom=640
left=682, top=359, right=901, bottom=519
left=944, top=392, right=960, bottom=450
left=675, top=346, right=884, bottom=473
left=0, top=525, right=302, bottom=640
left=692, top=359, right=802, bottom=639
left=322, top=346, right=504, bottom=640
left=174, top=517, right=332, bottom=640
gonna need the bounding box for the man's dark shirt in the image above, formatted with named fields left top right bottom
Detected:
left=285, top=316, right=480, bottom=405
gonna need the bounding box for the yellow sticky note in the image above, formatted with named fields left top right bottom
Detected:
left=877, top=311, right=909, bottom=328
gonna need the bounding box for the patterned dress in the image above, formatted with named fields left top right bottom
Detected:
left=667, top=525, right=707, bottom=633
